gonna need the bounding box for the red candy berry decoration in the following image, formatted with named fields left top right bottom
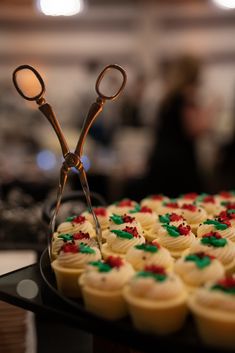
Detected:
left=203, top=195, right=215, bottom=203
left=170, top=213, right=183, bottom=222
left=106, top=256, right=123, bottom=268
left=217, top=277, right=235, bottom=288
left=184, top=193, right=198, bottom=200
left=140, top=206, right=152, bottom=213
left=72, top=215, right=86, bottom=224
left=94, top=208, right=107, bottom=217
left=151, top=195, right=164, bottom=200
left=62, top=243, right=77, bottom=253
left=144, top=265, right=166, bottom=275
left=118, top=199, right=133, bottom=207
left=220, top=191, right=232, bottom=199
left=122, top=215, right=135, bottom=223
left=123, top=226, right=139, bottom=238
left=182, top=204, right=197, bottom=212
left=73, top=232, right=90, bottom=240
left=165, top=202, right=179, bottom=208
left=203, top=231, right=222, bottom=239
left=178, top=224, right=191, bottom=236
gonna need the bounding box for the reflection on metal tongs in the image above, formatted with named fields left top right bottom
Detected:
left=12, top=64, right=127, bottom=259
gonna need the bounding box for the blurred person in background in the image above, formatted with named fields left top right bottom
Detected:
left=145, top=54, right=216, bottom=197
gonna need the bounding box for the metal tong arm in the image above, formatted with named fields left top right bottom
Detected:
left=75, top=97, right=104, bottom=157
left=39, top=102, right=70, bottom=158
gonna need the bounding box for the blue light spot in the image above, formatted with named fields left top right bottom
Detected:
left=81, top=155, right=91, bottom=172
left=36, top=150, right=57, bottom=170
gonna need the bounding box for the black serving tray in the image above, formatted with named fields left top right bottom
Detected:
left=0, top=250, right=227, bottom=353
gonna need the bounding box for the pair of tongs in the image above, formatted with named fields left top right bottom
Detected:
left=12, top=64, right=127, bottom=257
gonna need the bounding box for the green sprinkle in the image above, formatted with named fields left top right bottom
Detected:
left=185, top=254, right=211, bottom=269
left=135, top=244, right=158, bottom=253
left=111, top=229, right=133, bottom=239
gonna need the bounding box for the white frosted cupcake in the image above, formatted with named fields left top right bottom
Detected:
left=214, top=190, right=235, bottom=205
left=157, top=223, right=195, bottom=259
left=79, top=256, right=135, bottom=320
left=177, top=192, right=198, bottom=206
left=81, top=207, right=110, bottom=231
left=57, top=215, right=95, bottom=237
left=189, top=232, right=235, bottom=274
left=107, top=199, right=138, bottom=216
left=216, top=209, right=235, bottom=228
left=51, top=242, right=101, bottom=298
left=197, top=218, right=235, bottom=243
left=107, top=213, right=143, bottom=235
left=188, top=277, right=235, bottom=349
left=51, top=232, right=98, bottom=260
left=128, top=205, right=157, bottom=238
left=181, top=204, right=207, bottom=234
left=102, top=226, right=145, bottom=259
left=123, top=265, right=188, bottom=335
left=126, top=242, right=174, bottom=272
left=195, top=194, right=224, bottom=217
left=158, top=201, right=182, bottom=216
left=140, top=194, right=169, bottom=213
left=175, top=252, right=225, bottom=292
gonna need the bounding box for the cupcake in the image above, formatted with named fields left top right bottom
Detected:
left=157, top=201, right=182, bottom=216
left=126, top=242, right=174, bottom=272
left=195, top=194, right=224, bottom=217
left=107, top=213, right=143, bottom=235
left=175, top=252, right=225, bottom=292
left=51, top=232, right=98, bottom=260
left=81, top=207, right=110, bottom=231
left=181, top=204, right=207, bottom=234
left=215, top=190, right=235, bottom=205
left=107, top=199, right=138, bottom=216
left=189, top=232, right=235, bottom=274
left=51, top=242, right=101, bottom=298
left=188, top=277, right=235, bottom=349
left=128, top=205, right=157, bottom=238
left=123, top=265, right=188, bottom=335
left=197, top=218, right=235, bottom=243
left=157, top=223, right=195, bottom=259
left=79, top=256, right=134, bottom=320
left=102, top=226, right=145, bottom=259
left=177, top=192, right=198, bottom=206
left=140, top=194, right=169, bottom=213
left=217, top=209, right=235, bottom=228
left=57, top=215, right=95, bottom=237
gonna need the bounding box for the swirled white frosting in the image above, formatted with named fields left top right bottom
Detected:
left=105, top=230, right=145, bottom=254
left=57, top=246, right=101, bottom=269
left=108, top=215, right=143, bottom=234
left=193, top=285, right=235, bottom=312
left=197, top=222, right=235, bottom=242
left=128, top=211, right=157, bottom=234
left=189, top=238, right=235, bottom=267
left=126, top=244, right=173, bottom=271
left=81, top=209, right=110, bottom=231
left=196, top=201, right=224, bottom=217
left=157, top=225, right=195, bottom=254
left=107, top=200, right=138, bottom=216
left=57, top=219, right=96, bottom=237
left=181, top=206, right=207, bottom=226
left=127, top=272, right=185, bottom=300
left=174, top=256, right=225, bottom=287
left=140, top=195, right=169, bottom=213
left=82, top=261, right=135, bottom=291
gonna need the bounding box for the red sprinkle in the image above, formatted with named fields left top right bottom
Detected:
left=123, top=226, right=139, bottom=238
left=225, top=202, right=235, bottom=210
left=118, top=199, right=133, bottom=207
left=62, top=243, right=77, bottom=253
left=151, top=195, right=164, bottom=200
left=170, top=213, right=183, bottom=222
left=122, top=215, right=135, bottom=223
left=72, top=215, right=86, bottom=224
left=178, top=224, right=191, bottom=236
left=203, top=232, right=222, bottom=239
left=140, top=206, right=152, bottom=213
left=73, top=232, right=90, bottom=240
left=106, top=256, right=123, bottom=268
left=144, top=265, right=166, bottom=275
left=94, top=208, right=107, bottom=217
left=203, top=195, right=215, bottom=203
left=182, top=204, right=197, bottom=212
left=183, top=193, right=198, bottom=200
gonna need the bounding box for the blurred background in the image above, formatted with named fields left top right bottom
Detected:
left=0, top=0, right=235, bottom=352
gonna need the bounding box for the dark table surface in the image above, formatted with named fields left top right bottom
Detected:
left=0, top=254, right=227, bottom=353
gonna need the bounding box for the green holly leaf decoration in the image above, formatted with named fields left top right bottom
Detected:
left=110, top=214, right=124, bottom=225
left=129, top=204, right=141, bottom=214
left=135, top=244, right=158, bottom=253
left=204, top=219, right=228, bottom=230
left=111, top=229, right=133, bottom=239
left=159, top=214, right=170, bottom=224
left=163, top=224, right=180, bottom=237
left=89, top=260, right=111, bottom=272
left=79, top=242, right=95, bottom=254
left=185, top=254, right=211, bottom=269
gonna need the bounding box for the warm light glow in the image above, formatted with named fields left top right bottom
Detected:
left=212, top=0, right=235, bottom=9
left=39, top=0, right=84, bottom=16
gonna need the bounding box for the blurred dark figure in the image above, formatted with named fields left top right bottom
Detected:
left=145, top=55, right=214, bottom=197
left=215, top=94, right=235, bottom=190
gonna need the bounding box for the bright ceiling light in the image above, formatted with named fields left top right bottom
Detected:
left=212, top=0, right=235, bottom=9
left=38, top=0, right=84, bottom=16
